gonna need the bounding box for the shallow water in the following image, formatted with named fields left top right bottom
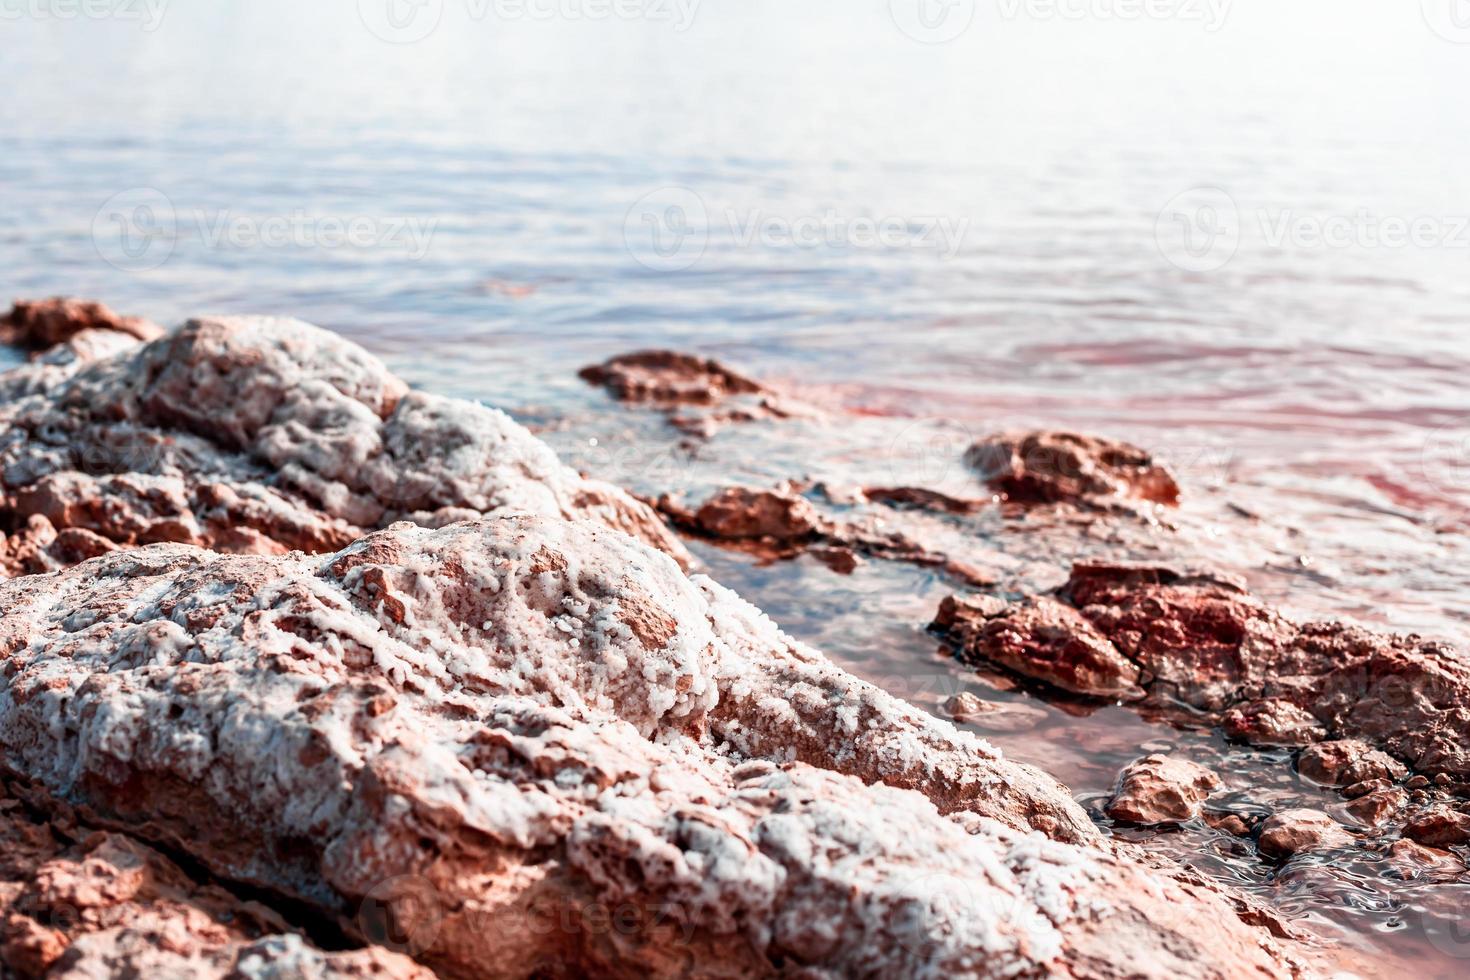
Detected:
left=5, top=0, right=1470, bottom=972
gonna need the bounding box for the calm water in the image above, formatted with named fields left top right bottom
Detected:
left=5, top=1, right=1470, bottom=974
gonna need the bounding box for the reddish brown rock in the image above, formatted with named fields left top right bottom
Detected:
left=1105, top=755, right=1222, bottom=826
left=689, top=484, right=824, bottom=542
left=1257, top=810, right=1354, bottom=859
left=0, top=518, right=1333, bottom=978
left=938, top=560, right=1470, bottom=781
left=935, top=593, right=1145, bottom=701
left=1344, top=788, right=1407, bottom=829
left=965, top=430, right=1180, bottom=507
left=1385, top=839, right=1465, bottom=879
left=1297, top=739, right=1407, bottom=787
left=0, top=316, right=688, bottom=573
left=1, top=297, right=162, bottom=349
left=1403, top=806, right=1470, bottom=847
left=0, top=780, right=430, bottom=979
left=579, top=350, right=811, bottom=436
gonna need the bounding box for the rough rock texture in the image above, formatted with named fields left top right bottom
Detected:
left=660, top=484, right=1002, bottom=587
left=964, top=431, right=1180, bottom=507
left=0, top=779, right=429, bottom=979
left=0, top=316, right=688, bottom=576
left=936, top=560, right=1470, bottom=781
left=1, top=298, right=162, bottom=349
left=579, top=351, right=812, bottom=438
left=1403, top=806, right=1470, bottom=847
left=1256, top=810, right=1354, bottom=859
left=0, top=518, right=1331, bottom=978
left=1105, top=755, right=1222, bottom=826
left=1296, top=740, right=1407, bottom=788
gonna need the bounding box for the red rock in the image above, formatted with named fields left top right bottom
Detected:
left=964, top=430, right=1180, bottom=507
left=1297, top=739, right=1407, bottom=787
left=1257, top=810, right=1354, bottom=859
left=1221, top=699, right=1327, bottom=747
left=1105, top=755, right=1222, bottom=826
left=1385, top=839, right=1465, bottom=879
left=692, top=484, right=824, bottom=541
left=1344, top=788, right=1406, bottom=829
left=935, top=594, right=1145, bottom=701
left=0, top=297, right=162, bottom=348
left=1204, top=812, right=1252, bottom=836
left=1403, top=806, right=1470, bottom=847
left=939, top=560, right=1470, bottom=782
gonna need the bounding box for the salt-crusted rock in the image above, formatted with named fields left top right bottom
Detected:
left=1297, top=740, right=1407, bottom=788
left=0, top=316, right=687, bottom=573
left=1105, top=755, right=1222, bottom=826
left=964, top=430, right=1180, bottom=507
left=0, top=780, right=429, bottom=979
left=937, top=560, right=1470, bottom=781
left=0, top=518, right=1328, bottom=978
left=1, top=297, right=162, bottom=349
left=1257, top=810, right=1354, bottom=859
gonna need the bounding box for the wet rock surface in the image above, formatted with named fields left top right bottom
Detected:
left=964, top=430, right=1180, bottom=507
left=1257, top=810, right=1355, bottom=859
left=1105, top=755, right=1222, bottom=826
left=936, top=560, right=1470, bottom=782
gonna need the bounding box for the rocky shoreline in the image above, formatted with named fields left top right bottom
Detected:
left=1, top=298, right=1461, bottom=976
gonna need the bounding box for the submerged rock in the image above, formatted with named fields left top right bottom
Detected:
left=0, top=316, right=688, bottom=574
left=1297, top=740, right=1407, bottom=788
left=1403, top=806, right=1470, bottom=848
left=1105, top=755, right=1222, bottom=826
left=0, top=516, right=1333, bottom=978
left=1257, top=810, right=1354, bottom=859
left=937, top=560, right=1470, bottom=782
left=942, top=692, right=1049, bottom=733
left=964, top=430, right=1180, bottom=507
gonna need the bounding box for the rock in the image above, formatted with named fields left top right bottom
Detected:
left=1204, top=812, right=1252, bottom=837
left=935, top=594, right=1145, bottom=701
left=0, top=316, right=688, bottom=573
left=861, top=486, right=989, bottom=514
left=964, top=430, right=1180, bottom=507
left=691, top=484, right=824, bottom=541
left=1257, top=810, right=1355, bottom=859
left=1, top=297, right=162, bottom=349
left=1221, top=699, right=1326, bottom=747
left=0, top=781, right=429, bottom=979
left=1105, top=755, right=1222, bottom=826
left=1344, top=788, right=1407, bottom=829
left=1403, top=806, right=1470, bottom=847
left=579, top=350, right=811, bottom=436
left=937, top=559, right=1470, bottom=782
left=1385, top=839, right=1465, bottom=879
left=0, top=516, right=1331, bottom=978
left=1298, top=740, right=1407, bottom=787
left=942, top=693, right=1049, bottom=733
left=1342, top=778, right=1392, bottom=799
